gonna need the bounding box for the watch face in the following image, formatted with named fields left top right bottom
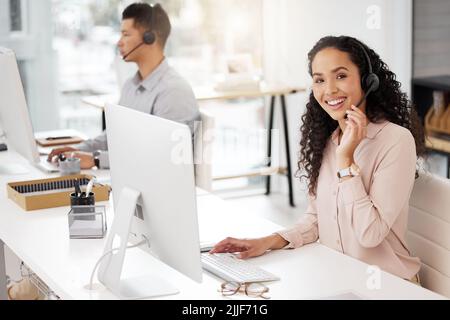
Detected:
left=338, top=167, right=351, bottom=178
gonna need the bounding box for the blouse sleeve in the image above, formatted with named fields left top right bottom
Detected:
left=275, top=194, right=319, bottom=249
left=338, top=130, right=416, bottom=248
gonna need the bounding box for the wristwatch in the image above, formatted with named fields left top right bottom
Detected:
left=337, top=163, right=361, bottom=179
left=93, top=150, right=101, bottom=169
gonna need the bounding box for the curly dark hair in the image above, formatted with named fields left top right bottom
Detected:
left=297, top=36, right=425, bottom=197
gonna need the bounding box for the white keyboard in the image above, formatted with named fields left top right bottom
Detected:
left=201, top=253, right=280, bottom=283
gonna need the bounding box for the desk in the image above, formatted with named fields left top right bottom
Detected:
left=196, top=84, right=305, bottom=208
left=0, top=150, right=444, bottom=300
left=82, top=84, right=306, bottom=207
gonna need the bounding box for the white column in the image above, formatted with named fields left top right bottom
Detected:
left=0, top=0, right=58, bottom=131
left=24, top=0, right=58, bottom=131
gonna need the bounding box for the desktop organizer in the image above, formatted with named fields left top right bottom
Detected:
left=68, top=205, right=107, bottom=239
left=6, top=174, right=111, bottom=211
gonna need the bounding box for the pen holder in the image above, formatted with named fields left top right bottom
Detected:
left=70, top=192, right=95, bottom=219
left=68, top=205, right=107, bottom=239
left=59, top=158, right=80, bottom=175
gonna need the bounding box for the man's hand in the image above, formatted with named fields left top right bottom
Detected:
left=47, top=146, right=78, bottom=162
left=63, top=151, right=95, bottom=169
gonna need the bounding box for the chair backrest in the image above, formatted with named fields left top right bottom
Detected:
left=407, top=171, right=450, bottom=298
left=194, top=109, right=214, bottom=191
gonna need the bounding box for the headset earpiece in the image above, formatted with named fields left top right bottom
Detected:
left=143, top=5, right=156, bottom=45
left=349, top=39, right=380, bottom=110
left=354, top=40, right=379, bottom=94
left=143, top=31, right=156, bottom=45
left=363, top=72, right=379, bottom=93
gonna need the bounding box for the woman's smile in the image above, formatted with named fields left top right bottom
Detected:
left=325, top=96, right=347, bottom=110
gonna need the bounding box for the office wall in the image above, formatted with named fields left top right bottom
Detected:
left=0, top=0, right=58, bottom=131
left=413, top=0, right=450, bottom=77
left=262, top=0, right=413, bottom=198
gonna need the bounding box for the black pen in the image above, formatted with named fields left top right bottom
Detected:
left=46, top=136, right=73, bottom=140
left=74, top=179, right=82, bottom=198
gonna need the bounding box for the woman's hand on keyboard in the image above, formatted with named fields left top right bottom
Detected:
left=209, top=234, right=288, bottom=259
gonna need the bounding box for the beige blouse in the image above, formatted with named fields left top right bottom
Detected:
left=277, top=120, right=421, bottom=280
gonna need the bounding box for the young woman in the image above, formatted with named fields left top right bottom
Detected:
left=210, top=36, right=425, bottom=283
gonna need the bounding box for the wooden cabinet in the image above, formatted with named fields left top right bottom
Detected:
left=412, top=75, right=450, bottom=178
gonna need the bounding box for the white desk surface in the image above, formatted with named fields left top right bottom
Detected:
left=34, top=129, right=90, bottom=141
left=0, top=150, right=445, bottom=300
left=81, top=83, right=306, bottom=109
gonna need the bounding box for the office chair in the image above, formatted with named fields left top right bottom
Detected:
left=194, top=109, right=215, bottom=192
left=407, top=171, right=450, bottom=298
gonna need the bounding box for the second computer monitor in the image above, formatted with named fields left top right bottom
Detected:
left=105, top=103, right=203, bottom=285
left=0, top=47, right=40, bottom=164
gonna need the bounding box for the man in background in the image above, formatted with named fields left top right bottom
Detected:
left=48, top=2, right=200, bottom=169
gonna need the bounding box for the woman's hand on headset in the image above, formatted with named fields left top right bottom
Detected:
left=336, top=105, right=368, bottom=167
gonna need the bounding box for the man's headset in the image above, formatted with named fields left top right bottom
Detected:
left=353, top=39, right=380, bottom=108
left=122, top=5, right=156, bottom=60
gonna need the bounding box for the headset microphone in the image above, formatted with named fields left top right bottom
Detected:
left=121, top=31, right=156, bottom=60
left=345, top=39, right=380, bottom=118
left=122, top=42, right=144, bottom=60
left=354, top=83, right=374, bottom=108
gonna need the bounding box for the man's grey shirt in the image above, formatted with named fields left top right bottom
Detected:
left=77, top=59, right=200, bottom=168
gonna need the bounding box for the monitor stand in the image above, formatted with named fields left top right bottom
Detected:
left=97, top=186, right=179, bottom=299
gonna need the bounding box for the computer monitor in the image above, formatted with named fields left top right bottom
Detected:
left=0, top=47, right=58, bottom=173
left=98, top=103, right=202, bottom=299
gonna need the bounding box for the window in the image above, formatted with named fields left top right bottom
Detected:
left=51, top=0, right=265, bottom=192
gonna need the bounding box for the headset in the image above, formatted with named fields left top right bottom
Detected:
left=122, top=5, right=156, bottom=60
left=352, top=39, right=380, bottom=108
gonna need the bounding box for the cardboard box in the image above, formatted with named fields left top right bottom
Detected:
left=6, top=174, right=111, bottom=211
